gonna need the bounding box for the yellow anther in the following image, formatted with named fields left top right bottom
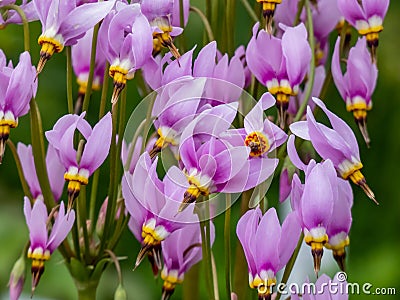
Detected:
left=305, top=234, right=329, bottom=249
left=244, top=131, right=270, bottom=157
left=109, top=66, right=128, bottom=85
left=38, top=36, right=64, bottom=55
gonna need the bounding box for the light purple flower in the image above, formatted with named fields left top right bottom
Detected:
left=236, top=207, right=301, bottom=298
left=289, top=97, right=376, bottom=204
left=332, top=37, right=378, bottom=145
left=45, top=112, right=112, bottom=210
left=0, top=50, right=37, bottom=162
left=161, top=222, right=215, bottom=299
left=234, top=45, right=251, bottom=88
left=149, top=77, right=206, bottom=158
left=17, top=143, right=65, bottom=201
left=121, top=135, right=156, bottom=174
left=246, top=23, right=311, bottom=128
left=122, top=152, right=198, bottom=272
left=24, top=197, right=75, bottom=292
left=140, top=0, right=182, bottom=59
left=33, top=0, right=115, bottom=74
left=325, top=181, right=353, bottom=271
left=71, top=28, right=106, bottom=95
left=98, top=2, right=153, bottom=104
left=337, top=0, right=390, bottom=58
left=0, top=1, right=38, bottom=27
left=170, top=0, right=190, bottom=28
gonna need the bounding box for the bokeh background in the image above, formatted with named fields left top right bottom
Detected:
left=0, top=1, right=399, bottom=299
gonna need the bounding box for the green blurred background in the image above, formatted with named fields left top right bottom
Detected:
left=0, top=1, right=399, bottom=299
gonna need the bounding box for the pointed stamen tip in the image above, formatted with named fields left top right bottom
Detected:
left=360, top=182, right=378, bottom=205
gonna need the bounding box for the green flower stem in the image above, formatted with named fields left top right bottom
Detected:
left=6, top=139, right=33, bottom=201
left=224, top=193, right=232, bottom=299
left=88, top=169, right=100, bottom=225
left=197, top=197, right=215, bottom=300
left=78, top=186, right=91, bottom=263
left=275, top=232, right=304, bottom=300
left=29, top=99, right=55, bottom=207
left=141, top=92, right=156, bottom=153
left=233, top=190, right=252, bottom=300
left=66, top=47, right=74, bottom=114
left=294, top=0, right=305, bottom=26
left=225, top=0, right=235, bottom=56
left=3, top=5, right=29, bottom=52
left=293, top=0, right=316, bottom=123
left=82, top=22, right=100, bottom=113
left=183, top=263, right=200, bottom=300
left=75, top=279, right=99, bottom=300
left=239, top=0, right=259, bottom=23
left=211, top=0, right=219, bottom=38
left=105, top=249, right=123, bottom=284
left=99, top=62, right=110, bottom=119
left=190, top=6, right=215, bottom=42
left=124, top=119, right=146, bottom=171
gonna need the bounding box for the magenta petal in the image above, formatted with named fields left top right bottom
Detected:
left=287, top=135, right=306, bottom=171
left=17, top=143, right=41, bottom=198
left=282, top=23, right=311, bottom=86
left=362, top=0, right=390, bottom=19
left=26, top=198, right=48, bottom=249
left=32, top=0, right=53, bottom=25
left=255, top=208, right=281, bottom=274
left=46, top=145, right=66, bottom=200
left=193, top=41, right=217, bottom=77
left=80, top=113, right=112, bottom=174
left=338, top=0, right=365, bottom=26
left=301, top=160, right=336, bottom=230
left=279, top=169, right=291, bottom=203
left=213, top=146, right=250, bottom=184
left=60, top=1, right=115, bottom=45
left=278, top=211, right=301, bottom=269
left=47, top=202, right=75, bottom=253
left=331, top=37, right=347, bottom=100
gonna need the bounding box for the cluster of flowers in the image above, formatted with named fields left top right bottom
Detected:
left=0, top=0, right=389, bottom=299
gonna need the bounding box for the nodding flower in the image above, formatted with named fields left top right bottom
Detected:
left=33, top=0, right=115, bottom=74
left=122, top=153, right=198, bottom=274
left=337, top=0, right=390, bottom=61
left=160, top=223, right=215, bottom=300
left=332, top=37, right=378, bottom=146
left=246, top=23, right=311, bottom=128
left=237, top=207, right=301, bottom=299
left=0, top=50, right=37, bottom=163
left=140, top=0, right=183, bottom=59
left=45, top=112, right=112, bottom=211
left=98, top=2, right=153, bottom=105
left=0, top=1, right=38, bottom=28
left=256, top=0, right=283, bottom=34
left=290, top=97, right=377, bottom=204
left=23, top=197, right=75, bottom=295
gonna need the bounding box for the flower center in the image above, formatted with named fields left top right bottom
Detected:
left=141, top=219, right=169, bottom=246
left=244, top=131, right=270, bottom=157
left=250, top=274, right=277, bottom=296
left=161, top=269, right=183, bottom=292
left=109, top=65, right=129, bottom=104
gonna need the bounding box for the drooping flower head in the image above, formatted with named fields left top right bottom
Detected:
left=256, top=0, right=283, bottom=33
left=45, top=112, right=112, bottom=210
left=169, top=102, right=275, bottom=212
left=149, top=77, right=206, bottom=158
left=122, top=153, right=198, bottom=273
left=24, top=197, right=75, bottom=293
left=289, top=97, right=376, bottom=204
left=332, top=37, right=378, bottom=145
left=71, top=28, right=106, bottom=98
left=33, top=0, right=115, bottom=74
left=98, top=2, right=153, bottom=105
left=0, top=50, right=37, bottom=162
left=337, top=0, right=390, bottom=60
left=247, top=23, right=311, bottom=128
left=0, top=1, right=38, bottom=28
left=236, top=207, right=301, bottom=299
left=161, top=223, right=215, bottom=299
left=140, top=0, right=182, bottom=59
left=17, top=143, right=65, bottom=201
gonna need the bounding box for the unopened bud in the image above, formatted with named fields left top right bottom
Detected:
left=9, top=256, right=26, bottom=300
left=114, top=284, right=127, bottom=300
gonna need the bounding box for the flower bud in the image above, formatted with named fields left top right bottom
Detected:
left=8, top=256, right=26, bottom=300
left=114, top=284, right=127, bottom=300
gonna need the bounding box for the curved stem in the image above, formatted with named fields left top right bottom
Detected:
left=6, top=139, right=33, bottom=201
left=3, top=4, right=30, bottom=52
left=293, top=0, right=315, bottom=123
left=141, top=92, right=156, bottom=153
left=190, top=6, right=215, bottom=42
left=239, top=0, right=259, bottom=23
left=66, top=47, right=74, bottom=114
left=224, top=194, right=232, bottom=299
left=82, top=22, right=100, bottom=113
left=275, top=232, right=304, bottom=300
left=293, top=0, right=305, bottom=26
left=105, top=249, right=123, bottom=284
